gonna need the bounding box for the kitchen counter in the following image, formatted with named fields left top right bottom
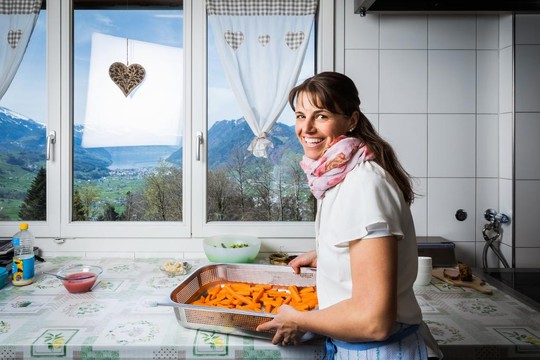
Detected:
left=0, top=257, right=539, bottom=360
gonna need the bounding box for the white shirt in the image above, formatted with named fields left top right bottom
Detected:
left=315, top=161, right=422, bottom=325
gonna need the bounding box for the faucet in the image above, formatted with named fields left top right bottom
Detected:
left=482, top=209, right=511, bottom=270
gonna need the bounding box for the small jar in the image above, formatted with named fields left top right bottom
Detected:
left=414, top=256, right=432, bottom=286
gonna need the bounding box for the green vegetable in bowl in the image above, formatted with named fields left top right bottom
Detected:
left=217, top=242, right=249, bottom=248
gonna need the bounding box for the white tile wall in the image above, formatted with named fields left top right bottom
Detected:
left=498, top=113, right=513, bottom=180
left=499, top=179, right=513, bottom=247
left=341, top=11, right=525, bottom=267
left=427, top=178, right=476, bottom=242
left=476, top=178, right=499, bottom=241
left=380, top=15, right=427, bottom=49
left=515, top=45, right=540, bottom=113
left=515, top=113, right=540, bottom=180
left=499, top=15, right=513, bottom=49
left=379, top=114, right=428, bottom=178
left=345, top=10, right=379, bottom=49
left=428, top=16, right=477, bottom=49
left=427, top=114, right=476, bottom=178
left=477, top=15, right=499, bottom=50
left=410, top=177, right=428, bottom=236
left=477, top=51, right=499, bottom=114
left=515, top=180, right=540, bottom=248
left=477, top=115, right=499, bottom=178
left=428, top=50, right=476, bottom=114
left=515, top=14, right=540, bottom=44
left=513, top=14, right=540, bottom=267
left=345, top=50, right=379, bottom=113
left=499, top=46, right=513, bottom=114
left=380, top=50, right=427, bottom=113
left=342, top=11, right=540, bottom=268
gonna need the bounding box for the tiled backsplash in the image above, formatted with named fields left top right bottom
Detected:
left=337, top=2, right=540, bottom=268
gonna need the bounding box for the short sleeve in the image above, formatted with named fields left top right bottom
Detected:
left=318, top=161, right=406, bottom=247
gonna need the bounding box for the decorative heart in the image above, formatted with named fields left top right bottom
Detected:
left=258, top=34, right=270, bottom=47
left=285, top=31, right=305, bottom=50
left=108, top=62, right=146, bottom=97
left=7, top=30, right=22, bottom=49
left=224, top=30, right=244, bottom=50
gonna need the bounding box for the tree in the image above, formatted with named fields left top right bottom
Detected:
left=98, top=202, right=120, bottom=221
left=18, top=167, right=46, bottom=220
left=73, top=189, right=87, bottom=221
left=76, top=185, right=100, bottom=220
left=144, top=161, right=182, bottom=221
left=250, top=159, right=274, bottom=221
left=226, top=146, right=251, bottom=220
left=207, top=169, right=236, bottom=221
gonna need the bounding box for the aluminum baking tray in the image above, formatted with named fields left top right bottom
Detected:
left=158, top=263, right=317, bottom=340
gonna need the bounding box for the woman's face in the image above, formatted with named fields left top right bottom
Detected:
left=294, top=92, right=357, bottom=160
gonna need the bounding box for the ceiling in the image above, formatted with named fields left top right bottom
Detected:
left=354, top=0, right=540, bottom=14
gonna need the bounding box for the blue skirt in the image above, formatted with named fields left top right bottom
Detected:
left=324, top=323, right=428, bottom=360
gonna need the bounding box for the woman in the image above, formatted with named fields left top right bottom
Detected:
left=257, top=72, right=442, bottom=359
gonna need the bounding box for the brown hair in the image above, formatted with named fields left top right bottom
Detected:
left=289, top=71, right=415, bottom=204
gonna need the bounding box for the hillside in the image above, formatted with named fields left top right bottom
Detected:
left=1, top=106, right=302, bottom=174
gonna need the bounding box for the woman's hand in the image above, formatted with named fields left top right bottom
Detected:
left=256, top=305, right=305, bottom=346
left=289, top=250, right=317, bottom=274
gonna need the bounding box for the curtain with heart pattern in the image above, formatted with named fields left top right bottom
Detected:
left=207, top=0, right=317, bottom=158
left=0, top=0, right=42, bottom=99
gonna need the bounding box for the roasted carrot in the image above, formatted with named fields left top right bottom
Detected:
left=189, top=281, right=318, bottom=314
left=288, top=285, right=302, bottom=303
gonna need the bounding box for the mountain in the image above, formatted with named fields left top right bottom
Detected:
left=167, top=118, right=302, bottom=169
left=0, top=106, right=111, bottom=178
left=208, top=118, right=302, bottom=169
left=0, top=107, right=46, bottom=152
left=1, top=106, right=302, bottom=175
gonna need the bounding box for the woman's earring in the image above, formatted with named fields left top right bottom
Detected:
left=349, top=128, right=355, bottom=132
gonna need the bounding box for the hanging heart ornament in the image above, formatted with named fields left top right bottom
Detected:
left=108, top=62, right=146, bottom=97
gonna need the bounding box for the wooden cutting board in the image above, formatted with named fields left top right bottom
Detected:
left=432, top=267, right=493, bottom=294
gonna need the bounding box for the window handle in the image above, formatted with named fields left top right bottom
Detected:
left=46, top=130, right=56, bottom=161
left=195, top=131, right=203, bottom=161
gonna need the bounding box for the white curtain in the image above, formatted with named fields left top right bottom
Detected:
left=208, top=0, right=317, bottom=158
left=0, top=0, right=42, bottom=100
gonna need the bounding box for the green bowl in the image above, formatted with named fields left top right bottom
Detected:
left=203, top=234, right=261, bottom=263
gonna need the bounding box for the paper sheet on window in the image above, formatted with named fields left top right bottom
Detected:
left=82, top=32, right=183, bottom=148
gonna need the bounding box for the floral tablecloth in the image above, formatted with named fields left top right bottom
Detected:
left=0, top=257, right=539, bottom=360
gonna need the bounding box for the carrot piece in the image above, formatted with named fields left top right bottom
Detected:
left=224, top=285, right=253, bottom=305
left=252, top=288, right=265, bottom=303
left=288, top=285, right=302, bottom=303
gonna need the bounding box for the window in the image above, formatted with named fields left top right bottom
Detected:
left=0, top=0, right=333, bottom=242
left=0, top=7, right=46, bottom=222
left=72, top=1, right=184, bottom=222
left=206, top=16, right=316, bottom=223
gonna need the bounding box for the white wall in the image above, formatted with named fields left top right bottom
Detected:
left=335, top=0, right=523, bottom=267
left=514, top=14, right=540, bottom=267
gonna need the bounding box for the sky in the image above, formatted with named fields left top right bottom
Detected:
left=0, top=8, right=315, bottom=129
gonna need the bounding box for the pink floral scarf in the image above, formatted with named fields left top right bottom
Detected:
left=300, top=136, right=373, bottom=199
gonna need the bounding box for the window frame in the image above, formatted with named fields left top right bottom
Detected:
left=1, top=0, right=334, bottom=243
left=191, top=0, right=334, bottom=239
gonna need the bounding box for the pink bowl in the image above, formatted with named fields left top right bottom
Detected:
left=57, top=264, right=103, bottom=293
